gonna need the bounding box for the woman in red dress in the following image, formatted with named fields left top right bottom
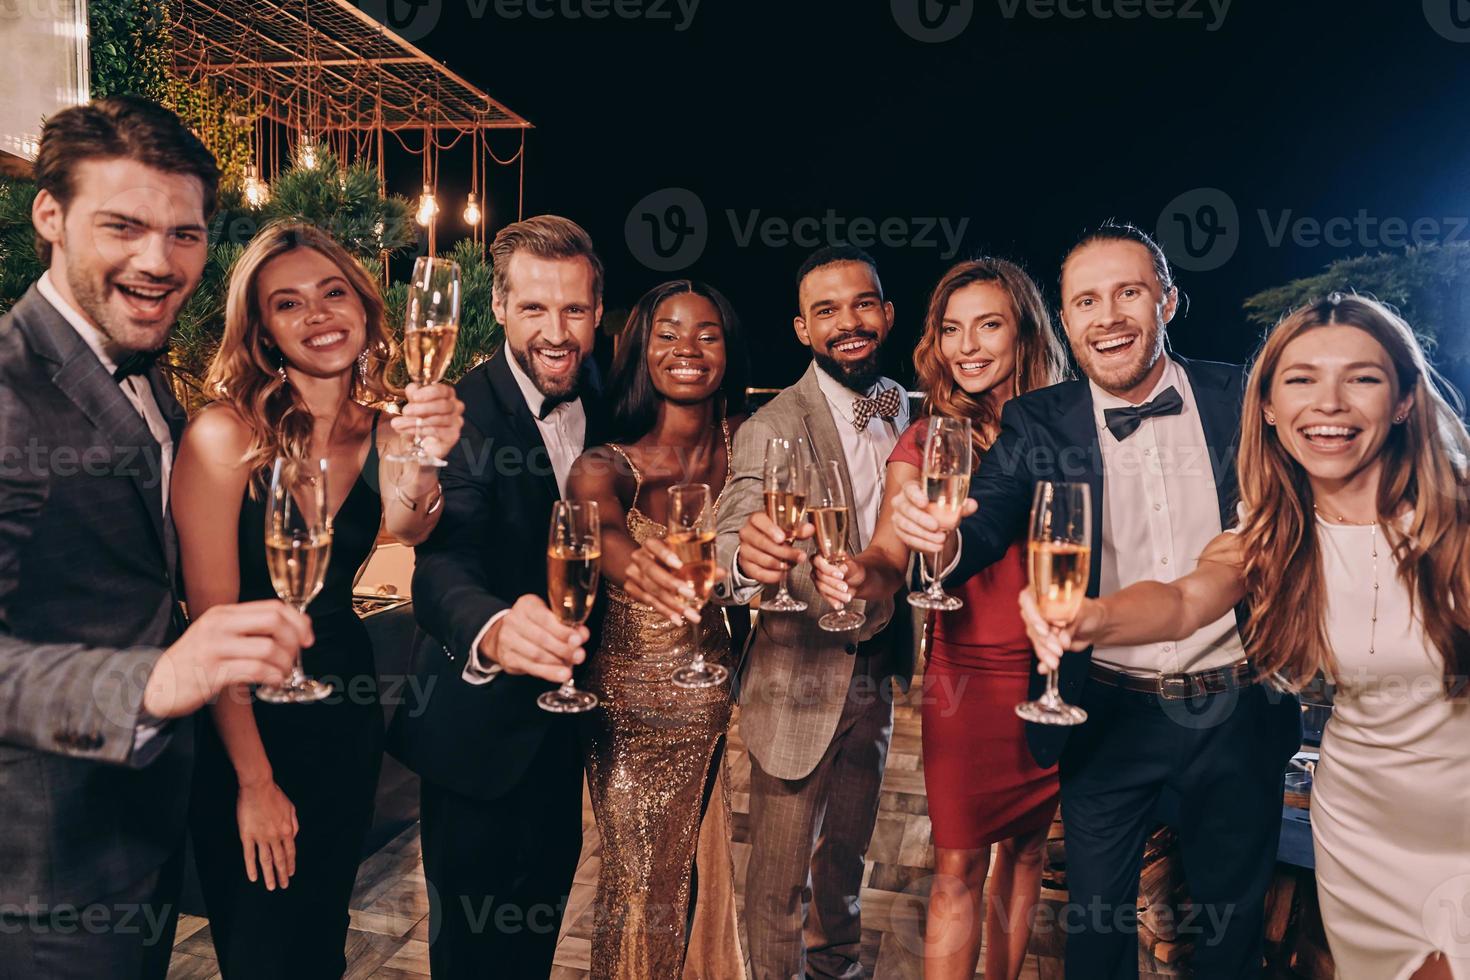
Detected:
left=813, top=257, right=1067, bottom=980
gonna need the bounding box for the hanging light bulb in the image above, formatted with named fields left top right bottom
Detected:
left=243, top=163, right=270, bottom=207
left=463, top=192, right=482, bottom=226
left=299, top=136, right=318, bottom=169
left=416, top=183, right=438, bottom=227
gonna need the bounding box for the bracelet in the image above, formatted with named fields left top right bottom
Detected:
left=395, top=484, right=444, bottom=515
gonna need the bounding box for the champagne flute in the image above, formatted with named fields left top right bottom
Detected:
left=386, top=256, right=461, bottom=468
left=761, top=436, right=809, bottom=613
left=537, top=500, right=602, bottom=713
left=811, top=460, right=866, bottom=633
left=907, top=416, right=972, bottom=611
left=668, top=483, right=728, bottom=689
left=256, top=456, right=333, bottom=704
left=1015, top=481, right=1091, bottom=726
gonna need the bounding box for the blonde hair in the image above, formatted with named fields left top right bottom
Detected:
left=489, top=214, right=603, bottom=303
left=204, top=221, right=400, bottom=480
left=1237, top=294, right=1470, bottom=693
left=913, top=257, right=1067, bottom=450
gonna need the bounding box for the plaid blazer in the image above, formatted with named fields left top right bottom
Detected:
left=0, top=285, right=191, bottom=906
left=715, top=363, right=913, bottom=781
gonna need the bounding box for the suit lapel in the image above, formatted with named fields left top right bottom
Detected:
left=1052, top=385, right=1106, bottom=596
left=15, top=289, right=169, bottom=550
left=793, top=364, right=861, bottom=555
left=1178, top=357, right=1243, bottom=529
left=485, top=349, right=561, bottom=504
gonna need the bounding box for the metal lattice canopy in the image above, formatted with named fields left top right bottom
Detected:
left=169, top=0, right=531, bottom=132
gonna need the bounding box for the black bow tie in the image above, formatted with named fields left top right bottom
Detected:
left=536, top=394, right=579, bottom=421
left=1102, top=385, right=1184, bottom=441
left=113, top=348, right=166, bottom=383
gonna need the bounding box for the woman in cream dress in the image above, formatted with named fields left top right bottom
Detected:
left=1019, top=294, right=1470, bottom=980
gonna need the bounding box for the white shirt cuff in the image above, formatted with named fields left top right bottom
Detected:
left=726, top=545, right=764, bottom=604
left=462, top=610, right=509, bottom=685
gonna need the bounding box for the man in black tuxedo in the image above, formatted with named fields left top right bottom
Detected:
left=901, top=224, right=1301, bottom=978
left=0, top=97, right=311, bottom=980
left=388, top=215, right=606, bottom=979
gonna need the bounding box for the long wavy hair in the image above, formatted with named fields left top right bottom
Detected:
left=914, top=257, right=1068, bottom=450
left=204, top=221, right=400, bottom=483
left=607, top=280, right=748, bottom=444
left=1237, top=294, right=1470, bottom=693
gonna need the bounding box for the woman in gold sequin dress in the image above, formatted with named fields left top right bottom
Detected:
left=567, top=280, right=749, bottom=980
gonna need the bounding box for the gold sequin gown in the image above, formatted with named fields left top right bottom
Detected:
left=581, top=437, right=745, bottom=980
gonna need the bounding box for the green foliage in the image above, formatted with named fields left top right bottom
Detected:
left=249, top=149, right=416, bottom=257
left=89, top=0, right=254, bottom=187
left=1243, top=244, right=1470, bottom=372
left=0, top=179, right=42, bottom=316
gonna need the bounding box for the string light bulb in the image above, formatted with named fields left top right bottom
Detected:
left=463, top=192, right=481, bottom=226
left=299, top=136, right=318, bottom=169
left=416, top=184, right=438, bottom=227
left=243, top=164, right=270, bottom=207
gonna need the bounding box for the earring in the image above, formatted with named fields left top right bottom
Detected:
left=1264, top=413, right=1276, bottom=425
left=357, top=347, right=371, bottom=382
left=278, top=363, right=288, bottom=384
left=1393, top=414, right=1407, bottom=424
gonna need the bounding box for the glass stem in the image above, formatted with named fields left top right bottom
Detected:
left=776, top=565, right=791, bottom=600
left=1043, top=669, right=1062, bottom=704
left=557, top=679, right=578, bottom=698
left=927, top=550, right=945, bottom=598
left=688, top=616, right=703, bottom=670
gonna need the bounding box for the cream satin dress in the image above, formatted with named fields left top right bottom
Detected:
left=1312, top=515, right=1470, bottom=979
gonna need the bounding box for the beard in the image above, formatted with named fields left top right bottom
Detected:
left=510, top=339, right=584, bottom=400
left=813, top=330, right=885, bottom=393
left=64, top=253, right=185, bottom=354
left=1072, top=319, right=1166, bottom=396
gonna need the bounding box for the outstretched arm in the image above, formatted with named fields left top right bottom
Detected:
left=1020, top=530, right=1247, bottom=672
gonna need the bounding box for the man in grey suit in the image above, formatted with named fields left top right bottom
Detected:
left=716, top=245, right=914, bottom=980
left=0, top=97, right=311, bottom=980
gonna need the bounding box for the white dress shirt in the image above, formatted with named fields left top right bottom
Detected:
left=462, top=351, right=588, bottom=684
left=37, top=272, right=174, bottom=514
left=1090, top=357, right=1245, bottom=676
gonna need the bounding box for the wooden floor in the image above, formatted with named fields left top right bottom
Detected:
left=168, top=677, right=1043, bottom=979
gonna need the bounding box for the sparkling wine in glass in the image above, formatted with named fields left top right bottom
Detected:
left=908, top=416, right=972, bottom=612
left=1015, top=481, right=1091, bottom=726
left=761, top=436, right=809, bottom=613
left=387, top=256, right=460, bottom=469
left=811, top=460, right=866, bottom=633
left=538, top=500, right=602, bottom=714
left=668, top=483, right=728, bottom=690
left=256, top=456, right=333, bottom=704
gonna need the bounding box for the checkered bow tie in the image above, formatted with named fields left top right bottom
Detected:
left=851, top=386, right=902, bottom=432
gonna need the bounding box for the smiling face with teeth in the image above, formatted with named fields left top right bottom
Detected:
left=1264, top=324, right=1413, bottom=493
left=938, top=281, right=1020, bottom=402
left=794, top=259, right=894, bottom=393
left=646, top=292, right=727, bottom=404
left=1060, top=239, right=1177, bottom=403
left=254, top=246, right=370, bottom=381
left=493, top=252, right=602, bottom=400
left=32, top=157, right=209, bottom=354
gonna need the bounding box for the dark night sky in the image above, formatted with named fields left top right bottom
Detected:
left=366, top=0, right=1470, bottom=390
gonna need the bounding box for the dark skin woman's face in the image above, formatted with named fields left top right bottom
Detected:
left=645, top=291, right=727, bottom=403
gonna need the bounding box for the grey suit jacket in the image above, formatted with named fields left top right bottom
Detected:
left=0, top=285, right=192, bottom=906
left=715, top=363, right=913, bottom=780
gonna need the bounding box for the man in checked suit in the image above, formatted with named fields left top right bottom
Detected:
left=0, top=97, right=311, bottom=980
left=716, top=245, right=914, bottom=980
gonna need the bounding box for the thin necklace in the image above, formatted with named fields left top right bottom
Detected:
left=1314, top=505, right=1379, bottom=656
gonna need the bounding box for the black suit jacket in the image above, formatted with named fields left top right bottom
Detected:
left=387, top=349, right=605, bottom=801
left=0, top=284, right=192, bottom=905
left=949, top=357, right=1249, bottom=768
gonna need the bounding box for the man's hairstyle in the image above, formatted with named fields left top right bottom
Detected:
left=1059, top=220, right=1176, bottom=295
left=795, top=244, right=883, bottom=311
left=32, top=96, right=221, bottom=266
left=489, top=214, right=604, bottom=303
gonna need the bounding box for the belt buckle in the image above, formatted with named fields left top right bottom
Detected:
left=1156, top=672, right=1200, bottom=701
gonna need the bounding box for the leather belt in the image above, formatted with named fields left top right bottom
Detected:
left=1088, top=660, right=1257, bottom=701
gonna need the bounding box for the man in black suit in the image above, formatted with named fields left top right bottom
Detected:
left=899, top=224, right=1301, bottom=978
left=389, top=215, right=606, bottom=979
left=0, top=97, right=311, bottom=980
